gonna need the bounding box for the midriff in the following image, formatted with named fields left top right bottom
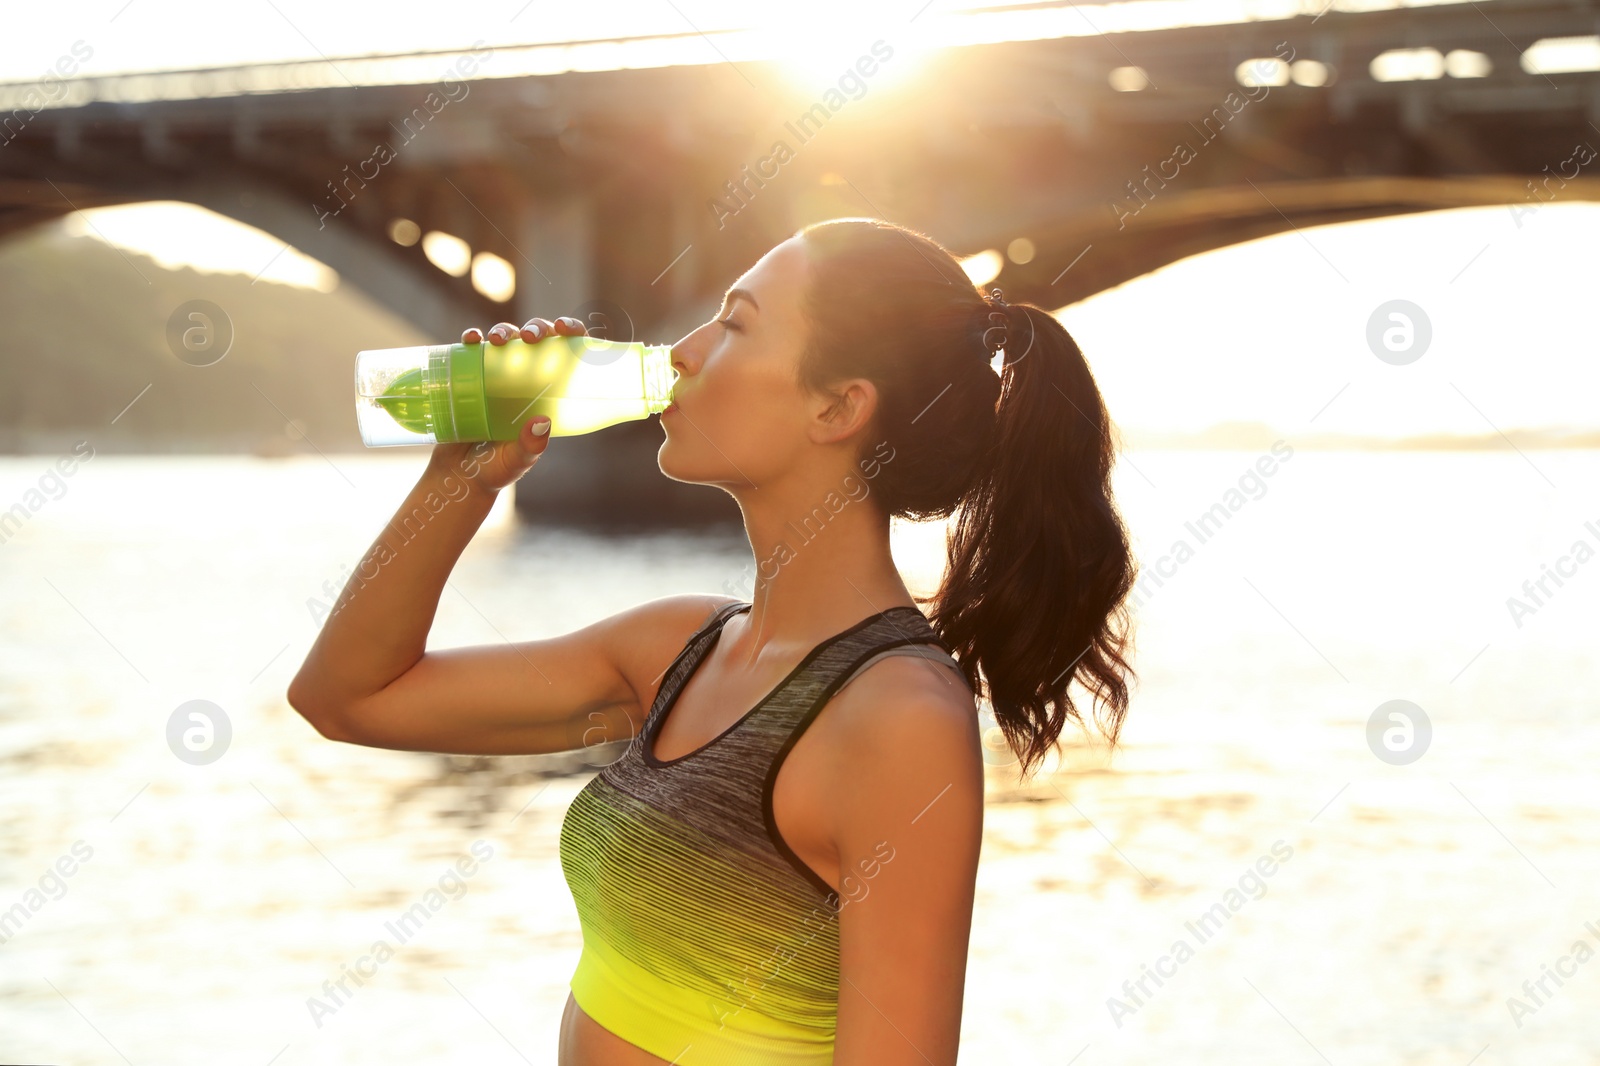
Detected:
left=560, top=992, right=679, bottom=1065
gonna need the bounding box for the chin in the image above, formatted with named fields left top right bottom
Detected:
left=656, top=437, right=740, bottom=489
left=655, top=436, right=699, bottom=485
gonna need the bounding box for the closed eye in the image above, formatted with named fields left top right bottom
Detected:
left=717, top=316, right=742, bottom=332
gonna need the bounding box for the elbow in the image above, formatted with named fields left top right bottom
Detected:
left=286, top=678, right=360, bottom=744
left=284, top=673, right=322, bottom=722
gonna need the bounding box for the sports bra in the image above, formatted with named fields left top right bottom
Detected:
left=558, top=600, right=966, bottom=1065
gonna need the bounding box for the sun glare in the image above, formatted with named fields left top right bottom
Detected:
left=960, top=249, right=1005, bottom=286
left=762, top=6, right=933, bottom=98
left=58, top=201, right=339, bottom=292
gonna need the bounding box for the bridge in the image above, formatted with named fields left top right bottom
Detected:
left=4, top=0, right=1597, bottom=525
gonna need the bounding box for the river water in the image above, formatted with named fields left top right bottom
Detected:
left=2, top=449, right=1596, bottom=1064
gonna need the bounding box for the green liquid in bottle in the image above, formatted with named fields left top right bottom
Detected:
left=356, top=335, right=677, bottom=447
left=371, top=369, right=431, bottom=430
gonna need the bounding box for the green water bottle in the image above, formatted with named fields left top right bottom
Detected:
left=354, top=335, right=678, bottom=446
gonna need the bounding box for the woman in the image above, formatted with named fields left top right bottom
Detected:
left=288, top=217, right=1136, bottom=1064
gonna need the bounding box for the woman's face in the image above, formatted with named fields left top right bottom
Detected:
left=660, top=235, right=868, bottom=490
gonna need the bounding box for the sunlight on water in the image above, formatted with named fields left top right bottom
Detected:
left=1, top=451, right=1596, bottom=1063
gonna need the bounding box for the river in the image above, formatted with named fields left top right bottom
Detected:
left=2, top=449, right=1596, bottom=1064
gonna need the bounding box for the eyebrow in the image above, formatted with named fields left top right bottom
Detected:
left=723, top=287, right=760, bottom=313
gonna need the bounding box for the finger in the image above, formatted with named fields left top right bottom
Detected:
left=487, top=321, right=520, bottom=345
left=461, top=326, right=484, bottom=344
left=508, top=417, right=550, bottom=467
left=520, top=318, right=556, bottom=343
left=525, top=416, right=552, bottom=452
left=552, top=316, right=585, bottom=335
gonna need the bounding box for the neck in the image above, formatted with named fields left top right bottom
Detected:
left=723, top=464, right=915, bottom=665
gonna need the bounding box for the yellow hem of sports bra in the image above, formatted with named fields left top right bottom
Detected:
left=570, top=939, right=835, bottom=1066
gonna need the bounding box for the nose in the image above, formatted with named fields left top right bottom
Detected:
left=668, top=330, right=704, bottom=378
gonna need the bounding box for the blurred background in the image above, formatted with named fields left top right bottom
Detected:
left=2, top=0, right=1598, bottom=1062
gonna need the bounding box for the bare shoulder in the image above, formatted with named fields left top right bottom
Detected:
left=813, top=653, right=983, bottom=830
left=598, top=593, right=745, bottom=721
left=816, top=654, right=983, bottom=1062
left=824, top=652, right=980, bottom=753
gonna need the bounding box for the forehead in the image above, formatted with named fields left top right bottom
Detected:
left=726, top=235, right=807, bottom=309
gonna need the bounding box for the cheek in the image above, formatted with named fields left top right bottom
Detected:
left=707, top=354, right=800, bottom=426
left=737, top=367, right=812, bottom=445
left=666, top=366, right=805, bottom=475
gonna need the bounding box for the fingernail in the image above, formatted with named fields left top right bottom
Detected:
left=531, top=418, right=551, bottom=436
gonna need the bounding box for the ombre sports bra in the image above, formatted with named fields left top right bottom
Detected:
left=558, top=600, right=965, bottom=1065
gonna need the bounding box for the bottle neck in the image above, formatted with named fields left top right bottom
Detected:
left=641, top=344, right=678, bottom=414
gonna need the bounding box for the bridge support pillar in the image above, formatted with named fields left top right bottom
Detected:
left=510, top=189, right=742, bottom=530
left=514, top=190, right=594, bottom=322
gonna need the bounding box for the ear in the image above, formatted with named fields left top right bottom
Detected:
left=808, top=377, right=878, bottom=446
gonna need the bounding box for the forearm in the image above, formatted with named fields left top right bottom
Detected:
left=289, top=455, right=498, bottom=714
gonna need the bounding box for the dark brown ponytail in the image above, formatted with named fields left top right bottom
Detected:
left=796, top=217, right=1137, bottom=781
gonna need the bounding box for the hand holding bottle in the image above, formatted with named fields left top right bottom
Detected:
left=424, top=316, right=588, bottom=496
left=355, top=316, right=675, bottom=452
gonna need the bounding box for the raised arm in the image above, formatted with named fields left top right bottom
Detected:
left=286, top=315, right=735, bottom=755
